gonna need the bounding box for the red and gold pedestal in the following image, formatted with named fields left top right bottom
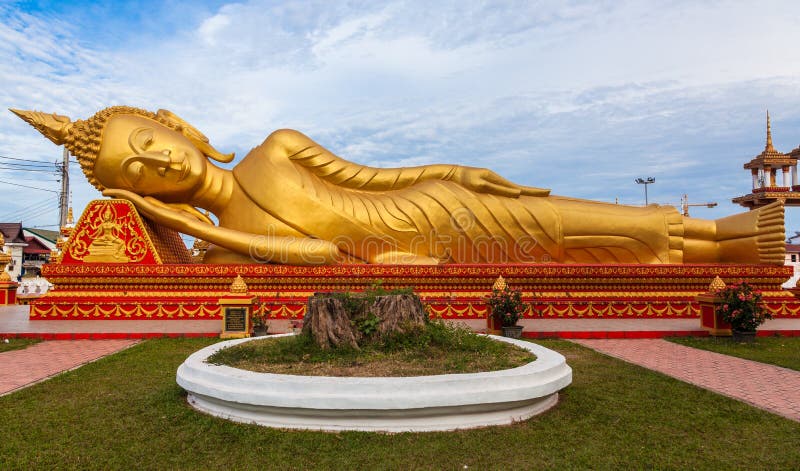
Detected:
left=33, top=263, right=800, bottom=322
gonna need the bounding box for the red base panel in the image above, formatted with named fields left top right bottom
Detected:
left=31, top=263, right=800, bottom=320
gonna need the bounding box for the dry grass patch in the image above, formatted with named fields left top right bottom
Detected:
left=209, top=320, right=535, bottom=376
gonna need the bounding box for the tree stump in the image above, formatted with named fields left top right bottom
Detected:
left=302, top=294, right=359, bottom=350
left=302, top=292, right=428, bottom=350
left=371, top=294, right=427, bottom=337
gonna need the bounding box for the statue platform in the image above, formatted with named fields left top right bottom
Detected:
left=30, top=199, right=800, bottom=321
left=31, top=262, right=799, bottom=320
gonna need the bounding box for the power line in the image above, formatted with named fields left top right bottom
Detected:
left=0, top=179, right=59, bottom=193
left=0, top=162, right=56, bottom=169
left=1, top=199, right=55, bottom=220
left=1, top=203, right=56, bottom=223
left=25, top=206, right=57, bottom=219
left=0, top=165, right=58, bottom=173
left=0, top=154, right=56, bottom=164
left=3, top=200, right=53, bottom=220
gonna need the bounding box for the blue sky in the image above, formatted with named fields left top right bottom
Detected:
left=2, top=0, right=800, bottom=239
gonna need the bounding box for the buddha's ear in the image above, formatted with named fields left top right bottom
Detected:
left=156, top=109, right=234, bottom=163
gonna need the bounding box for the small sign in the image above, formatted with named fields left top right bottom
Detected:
left=225, top=307, right=247, bottom=332
left=219, top=298, right=254, bottom=339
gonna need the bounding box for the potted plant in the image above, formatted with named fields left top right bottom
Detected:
left=487, top=284, right=527, bottom=338
left=714, top=279, right=771, bottom=342
left=251, top=308, right=268, bottom=337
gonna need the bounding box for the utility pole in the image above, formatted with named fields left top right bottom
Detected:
left=58, top=147, right=69, bottom=227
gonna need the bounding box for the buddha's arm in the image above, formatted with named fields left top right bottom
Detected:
left=281, top=130, right=549, bottom=197
left=102, top=189, right=343, bottom=265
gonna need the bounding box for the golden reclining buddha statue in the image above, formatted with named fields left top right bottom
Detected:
left=11, top=106, right=784, bottom=265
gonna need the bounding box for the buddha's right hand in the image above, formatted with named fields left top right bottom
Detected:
left=104, top=188, right=346, bottom=265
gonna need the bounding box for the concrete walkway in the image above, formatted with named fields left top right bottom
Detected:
left=0, top=339, right=138, bottom=396
left=573, top=339, right=800, bottom=422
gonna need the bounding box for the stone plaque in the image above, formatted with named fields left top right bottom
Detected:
left=225, top=307, right=247, bottom=332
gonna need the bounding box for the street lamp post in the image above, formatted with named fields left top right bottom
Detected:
left=634, top=177, right=655, bottom=206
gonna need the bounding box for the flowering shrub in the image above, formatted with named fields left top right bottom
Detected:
left=714, top=280, right=772, bottom=332
left=250, top=307, right=266, bottom=328
left=487, top=286, right=527, bottom=327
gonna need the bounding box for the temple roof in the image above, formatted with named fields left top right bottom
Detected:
left=0, top=222, right=26, bottom=244
left=786, top=243, right=800, bottom=254
left=23, top=236, right=51, bottom=254
left=744, top=111, right=795, bottom=168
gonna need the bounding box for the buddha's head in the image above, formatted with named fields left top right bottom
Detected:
left=10, top=106, right=234, bottom=201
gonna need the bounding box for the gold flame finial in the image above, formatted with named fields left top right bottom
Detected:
left=230, top=274, right=248, bottom=294
left=66, top=207, right=74, bottom=226
left=492, top=275, right=507, bottom=291
left=709, top=275, right=726, bottom=292
left=9, top=109, right=73, bottom=146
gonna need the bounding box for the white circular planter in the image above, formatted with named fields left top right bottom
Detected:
left=176, top=334, right=572, bottom=432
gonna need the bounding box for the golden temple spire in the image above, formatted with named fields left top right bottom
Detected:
left=765, top=109, right=776, bottom=153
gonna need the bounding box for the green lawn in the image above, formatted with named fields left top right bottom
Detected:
left=0, top=338, right=798, bottom=470
left=667, top=336, right=800, bottom=371
left=0, top=337, right=40, bottom=353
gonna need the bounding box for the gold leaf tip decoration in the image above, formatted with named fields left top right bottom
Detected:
left=709, top=275, right=726, bottom=292
left=9, top=109, right=73, bottom=146
left=492, top=275, right=507, bottom=291
left=230, top=274, right=248, bottom=294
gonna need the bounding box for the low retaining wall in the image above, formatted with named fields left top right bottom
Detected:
left=176, top=334, right=572, bottom=432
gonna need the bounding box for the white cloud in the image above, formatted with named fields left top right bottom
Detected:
left=2, top=0, right=800, bottom=231
left=198, top=13, right=231, bottom=46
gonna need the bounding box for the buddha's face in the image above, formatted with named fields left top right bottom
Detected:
left=94, top=114, right=207, bottom=200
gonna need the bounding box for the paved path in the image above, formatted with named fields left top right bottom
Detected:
left=573, top=339, right=800, bottom=422
left=0, top=339, right=138, bottom=396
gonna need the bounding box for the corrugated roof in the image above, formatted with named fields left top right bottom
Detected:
left=24, top=228, right=59, bottom=244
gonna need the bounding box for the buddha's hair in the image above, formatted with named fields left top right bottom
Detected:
left=66, top=106, right=168, bottom=191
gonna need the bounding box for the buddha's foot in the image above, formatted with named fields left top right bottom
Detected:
left=716, top=201, right=785, bottom=264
